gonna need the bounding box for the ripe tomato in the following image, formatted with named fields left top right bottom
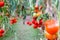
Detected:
left=45, top=32, right=53, bottom=39
left=33, top=24, right=38, bottom=29
left=0, top=29, right=4, bottom=33
left=13, top=18, right=17, bottom=23
left=27, top=21, right=30, bottom=24
left=39, top=18, right=43, bottom=25
left=53, top=34, right=57, bottom=39
left=32, top=19, right=36, bottom=24
left=34, top=21, right=39, bottom=26
left=45, top=32, right=57, bottom=40
left=44, top=19, right=59, bottom=35
left=10, top=18, right=17, bottom=25
left=0, top=2, right=4, bottom=7
left=27, top=22, right=32, bottom=26
left=10, top=20, right=14, bottom=24
left=37, top=24, right=41, bottom=28
left=0, top=33, right=3, bottom=37
left=29, top=22, right=32, bottom=26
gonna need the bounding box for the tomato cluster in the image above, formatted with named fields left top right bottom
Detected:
left=27, top=5, right=43, bottom=29
left=27, top=17, right=43, bottom=29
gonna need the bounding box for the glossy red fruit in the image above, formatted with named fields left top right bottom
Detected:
left=39, top=19, right=43, bottom=25
left=44, top=19, right=59, bottom=35
left=0, top=2, right=4, bottom=7
left=32, top=19, right=36, bottom=24
left=34, top=21, right=38, bottom=25
left=10, top=18, right=17, bottom=24
left=0, top=33, right=3, bottom=37
left=0, top=29, right=4, bottom=33
left=27, top=22, right=32, bottom=26
left=33, top=24, right=38, bottom=29
left=10, top=20, right=14, bottom=24
left=27, top=21, right=30, bottom=24
left=38, top=24, right=41, bottom=28
left=29, top=22, right=32, bottom=26
left=13, top=18, right=17, bottom=23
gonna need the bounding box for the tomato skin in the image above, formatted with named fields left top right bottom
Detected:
left=27, top=22, right=30, bottom=24
left=10, top=18, right=17, bottom=25
left=33, top=24, right=38, bottom=29
left=0, top=29, right=4, bottom=37
left=29, top=22, right=32, bottom=26
left=45, top=32, right=58, bottom=40
left=10, top=20, right=14, bottom=24
left=13, top=18, right=17, bottom=23
left=0, top=29, right=4, bottom=33
left=32, top=19, right=36, bottom=24
left=0, top=2, right=4, bottom=7
left=45, top=26, right=59, bottom=35
left=34, top=21, right=38, bottom=25
left=39, top=19, right=43, bottom=25
left=27, top=22, right=32, bottom=26
left=44, top=19, right=59, bottom=35
left=45, top=32, right=53, bottom=39
left=0, top=33, right=3, bottom=37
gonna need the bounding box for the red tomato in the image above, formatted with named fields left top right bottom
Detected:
left=32, top=19, right=36, bottom=24
left=29, top=22, right=32, bottom=26
left=33, top=24, right=38, bottom=29
left=0, top=2, right=4, bottom=7
left=10, top=20, right=14, bottom=24
left=27, top=22, right=32, bottom=26
left=27, top=21, right=30, bottom=24
left=0, top=29, right=4, bottom=33
left=34, top=21, right=38, bottom=25
left=44, top=19, right=59, bottom=35
left=13, top=18, right=17, bottom=23
left=38, top=24, right=41, bottom=28
left=10, top=18, right=17, bottom=25
left=0, top=33, right=3, bottom=37
left=39, top=18, right=43, bottom=25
